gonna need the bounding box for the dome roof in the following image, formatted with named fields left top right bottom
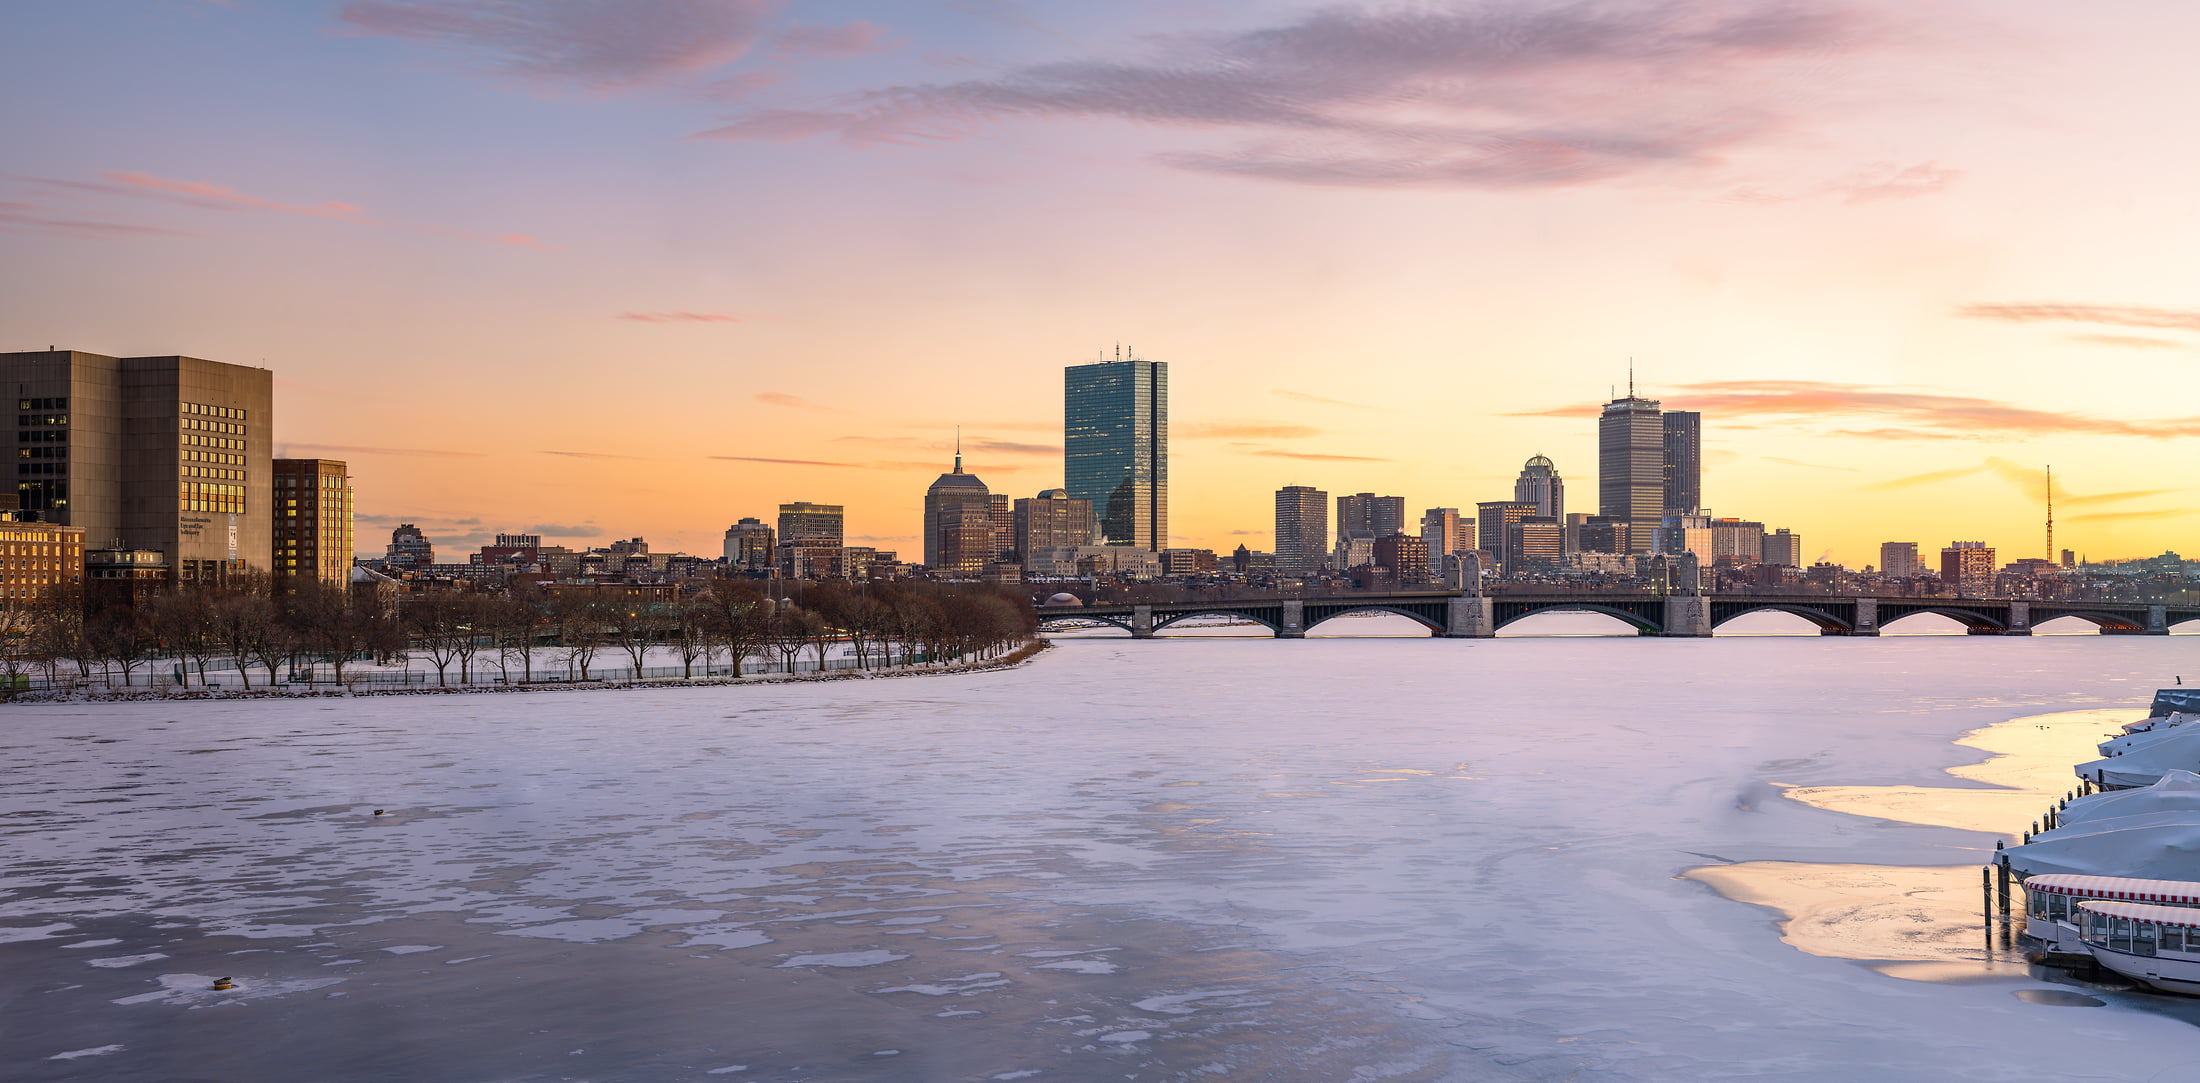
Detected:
left=929, top=470, right=988, bottom=492
left=1524, top=454, right=1554, bottom=468
left=1043, top=593, right=1085, bottom=607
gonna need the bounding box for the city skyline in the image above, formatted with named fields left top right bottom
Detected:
left=3, top=3, right=2196, bottom=566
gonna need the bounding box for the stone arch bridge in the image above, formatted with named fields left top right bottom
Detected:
left=1038, top=591, right=2200, bottom=639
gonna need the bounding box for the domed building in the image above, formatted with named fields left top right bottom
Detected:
left=1042, top=592, right=1085, bottom=608
left=1514, top=454, right=1564, bottom=520
left=923, top=442, right=999, bottom=575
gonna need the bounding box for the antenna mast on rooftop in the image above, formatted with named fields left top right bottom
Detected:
left=2046, top=464, right=2055, bottom=564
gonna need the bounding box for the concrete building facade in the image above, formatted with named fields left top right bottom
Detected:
left=1273, top=485, right=1328, bottom=574
left=0, top=349, right=274, bottom=583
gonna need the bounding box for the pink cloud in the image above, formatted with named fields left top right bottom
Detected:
left=754, top=392, right=820, bottom=409
left=335, top=0, right=773, bottom=91
left=694, top=2, right=1906, bottom=190
left=34, top=170, right=550, bottom=249
left=103, top=170, right=370, bottom=221
left=621, top=310, right=743, bottom=323
left=1509, top=380, right=2200, bottom=439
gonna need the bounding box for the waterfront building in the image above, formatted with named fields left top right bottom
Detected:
left=1336, top=493, right=1405, bottom=544
left=932, top=500, right=997, bottom=577
left=0, top=348, right=273, bottom=583
left=1274, top=485, right=1328, bottom=574
left=779, top=545, right=850, bottom=580
left=1880, top=541, right=1923, bottom=578
left=1334, top=531, right=1377, bottom=571
left=272, top=458, right=353, bottom=586
left=1506, top=516, right=1565, bottom=575
left=1373, top=533, right=1429, bottom=581
left=988, top=494, right=1012, bottom=562
left=1577, top=515, right=1633, bottom=555
left=1012, top=489, right=1096, bottom=563
left=777, top=501, right=844, bottom=549
left=923, top=449, right=994, bottom=574
left=0, top=512, right=85, bottom=602
left=1513, top=456, right=1565, bottom=520
left=1064, top=354, right=1167, bottom=550
left=386, top=523, right=433, bottom=571
left=1941, top=541, right=1996, bottom=591
left=1026, top=545, right=1161, bottom=579
left=1160, top=548, right=1217, bottom=576
left=723, top=518, right=775, bottom=570
left=1476, top=501, right=1538, bottom=573
left=1762, top=528, right=1803, bottom=568
left=1662, top=411, right=1702, bottom=517
left=1598, top=389, right=1664, bottom=552
left=1419, top=508, right=1474, bottom=573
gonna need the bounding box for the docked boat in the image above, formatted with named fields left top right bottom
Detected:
left=2021, top=874, right=2200, bottom=956
left=2075, top=899, right=2200, bottom=993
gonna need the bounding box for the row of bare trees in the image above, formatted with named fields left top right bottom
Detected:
left=0, top=575, right=1038, bottom=693
left=398, top=578, right=1037, bottom=686
left=0, top=576, right=403, bottom=691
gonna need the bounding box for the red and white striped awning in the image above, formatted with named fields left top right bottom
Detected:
left=2078, top=900, right=2200, bottom=928
left=2026, top=874, right=2200, bottom=905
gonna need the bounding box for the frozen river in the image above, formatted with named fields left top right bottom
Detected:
left=6, top=616, right=2200, bottom=1080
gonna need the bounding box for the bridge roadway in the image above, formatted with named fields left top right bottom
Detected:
left=1038, top=590, right=2200, bottom=639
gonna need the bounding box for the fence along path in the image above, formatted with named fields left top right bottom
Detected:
left=6, top=644, right=1017, bottom=694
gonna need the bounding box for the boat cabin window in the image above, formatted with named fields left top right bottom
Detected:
left=2165, top=926, right=2188, bottom=953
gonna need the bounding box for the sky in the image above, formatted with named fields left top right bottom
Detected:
left=2, top=0, right=2196, bottom=567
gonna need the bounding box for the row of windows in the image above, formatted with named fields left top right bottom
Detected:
left=17, top=398, right=66, bottom=411
left=19, top=430, right=64, bottom=443
left=185, top=450, right=240, bottom=465
left=186, top=433, right=241, bottom=451
left=185, top=416, right=244, bottom=436
left=183, top=466, right=242, bottom=480
left=17, top=464, right=64, bottom=476
left=17, top=448, right=64, bottom=459
left=184, top=402, right=247, bottom=421
left=180, top=481, right=245, bottom=515
left=276, top=475, right=350, bottom=487
left=17, top=414, right=68, bottom=427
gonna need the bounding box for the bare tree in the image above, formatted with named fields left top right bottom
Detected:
left=671, top=594, right=712, bottom=679
left=604, top=597, right=661, bottom=678
left=214, top=591, right=277, bottom=691
left=407, top=591, right=469, bottom=687
left=699, top=578, right=768, bottom=677
left=548, top=590, right=605, bottom=680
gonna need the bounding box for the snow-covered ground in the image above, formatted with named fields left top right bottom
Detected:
left=5, top=616, right=2200, bottom=1080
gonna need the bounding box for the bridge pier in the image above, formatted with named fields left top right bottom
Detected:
left=2150, top=605, right=2171, bottom=635
left=1278, top=599, right=1305, bottom=639
left=1823, top=596, right=1880, bottom=636
left=1661, top=594, right=1713, bottom=637
left=1131, top=605, right=1154, bottom=639
left=1444, top=596, right=1495, bottom=638
left=1998, top=601, right=2033, bottom=636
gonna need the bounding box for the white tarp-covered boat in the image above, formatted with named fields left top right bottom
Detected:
left=2000, top=815, right=2200, bottom=880
left=2100, top=715, right=2197, bottom=756
left=2056, top=771, right=2200, bottom=829
left=2022, top=874, right=2200, bottom=955
left=2074, top=729, right=2200, bottom=789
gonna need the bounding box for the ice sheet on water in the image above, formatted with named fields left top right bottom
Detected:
left=8, top=625, right=2200, bottom=1079
left=775, top=950, right=908, bottom=968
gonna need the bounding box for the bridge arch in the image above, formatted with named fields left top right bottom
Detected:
left=1711, top=603, right=1853, bottom=634
left=1878, top=606, right=2008, bottom=634
left=1036, top=613, right=1135, bottom=635
left=1494, top=603, right=1660, bottom=635
left=1302, top=605, right=1445, bottom=636
left=2030, top=611, right=2149, bottom=634
left=1149, top=609, right=1282, bottom=635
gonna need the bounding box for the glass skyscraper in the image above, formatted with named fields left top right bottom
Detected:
left=1065, top=356, right=1167, bottom=550
left=1661, top=411, right=1702, bottom=517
